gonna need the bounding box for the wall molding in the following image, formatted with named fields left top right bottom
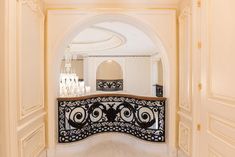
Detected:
left=17, top=0, right=45, bottom=120
left=208, top=147, right=222, bottom=157
left=208, top=114, right=235, bottom=148
left=206, top=0, right=235, bottom=106
left=20, top=0, right=40, bottom=12
left=18, top=123, right=45, bottom=157
left=179, top=122, right=191, bottom=156
left=178, top=111, right=193, bottom=122
left=178, top=6, right=192, bottom=113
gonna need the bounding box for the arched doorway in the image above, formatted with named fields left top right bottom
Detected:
left=46, top=12, right=176, bottom=157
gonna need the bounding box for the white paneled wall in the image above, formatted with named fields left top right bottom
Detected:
left=178, top=0, right=235, bottom=157
left=16, top=1, right=46, bottom=157
left=178, top=4, right=193, bottom=157
left=1, top=0, right=46, bottom=157
left=199, top=0, right=235, bottom=156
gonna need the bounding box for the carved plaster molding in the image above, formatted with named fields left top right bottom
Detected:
left=20, top=0, right=40, bottom=12
left=179, top=7, right=191, bottom=19
left=179, top=122, right=191, bottom=156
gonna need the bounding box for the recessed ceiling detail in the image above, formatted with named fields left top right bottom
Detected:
left=69, top=26, right=126, bottom=53
left=67, top=21, right=160, bottom=56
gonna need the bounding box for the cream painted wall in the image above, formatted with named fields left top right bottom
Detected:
left=199, top=0, right=235, bottom=156
left=178, top=1, right=235, bottom=157
left=16, top=0, right=46, bottom=156
left=178, top=4, right=193, bottom=157
left=46, top=9, right=177, bottom=157
left=86, top=56, right=152, bottom=96
left=178, top=0, right=191, bottom=12
left=0, top=0, right=8, bottom=156
left=96, top=60, right=123, bottom=80
left=0, top=0, right=47, bottom=157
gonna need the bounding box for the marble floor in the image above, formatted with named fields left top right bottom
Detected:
left=55, top=133, right=168, bottom=157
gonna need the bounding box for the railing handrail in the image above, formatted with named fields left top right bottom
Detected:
left=57, top=93, right=166, bottom=101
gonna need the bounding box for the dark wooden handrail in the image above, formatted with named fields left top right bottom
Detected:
left=57, top=93, right=166, bottom=101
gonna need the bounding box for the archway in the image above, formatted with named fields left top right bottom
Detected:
left=46, top=12, right=176, bottom=157
left=96, top=60, right=123, bottom=91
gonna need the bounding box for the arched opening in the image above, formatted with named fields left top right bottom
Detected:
left=96, top=60, right=123, bottom=91
left=57, top=20, right=168, bottom=97
left=46, top=13, right=176, bottom=157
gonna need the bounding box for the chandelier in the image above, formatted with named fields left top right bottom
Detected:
left=59, top=47, right=90, bottom=97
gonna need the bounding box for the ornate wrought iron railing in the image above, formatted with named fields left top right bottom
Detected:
left=96, top=79, right=123, bottom=91
left=58, top=94, right=166, bottom=143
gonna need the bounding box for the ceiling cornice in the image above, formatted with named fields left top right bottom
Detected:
left=44, top=4, right=178, bottom=11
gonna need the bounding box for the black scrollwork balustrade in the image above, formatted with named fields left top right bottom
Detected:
left=96, top=79, right=123, bottom=91
left=58, top=94, right=166, bottom=143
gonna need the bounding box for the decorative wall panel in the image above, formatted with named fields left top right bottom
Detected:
left=19, top=124, right=45, bottom=157
left=198, top=0, right=235, bottom=156
left=206, top=0, right=235, bottom=103
left=208, top=147, right=222, bottom=157
left=179, top=122, right=191, bottom=156
left=208, top=114, right=235, bottom=147
left=179, top=7, right=192, bottom=112
left=178, top=6, right=192, bottom=157
left=17, top=0, right=44, bottom=119
left=58, top=94, right=166, bottom=143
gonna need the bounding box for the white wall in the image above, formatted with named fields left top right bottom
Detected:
left=124, top=57, right=152, bottom=96
left=151, top=55, right=164, bottom=96
left=85, top=56, right=152, bottom=96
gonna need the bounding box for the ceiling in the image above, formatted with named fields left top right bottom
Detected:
left=67, top=22, right=160, bottom=57
left=43, top=0, right=180, bottom=6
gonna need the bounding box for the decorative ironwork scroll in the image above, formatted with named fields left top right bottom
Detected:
left=58, top=94, right=166, bottom=143
left=96, top=79, right=123, bottom=91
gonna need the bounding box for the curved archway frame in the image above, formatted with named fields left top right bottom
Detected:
left=96, top=59, right=123, bottom=91
left=87, top=57, right=125, bottom=92
left=46, top=10, right=177, bottom=157
left=96, top=59, right=123, bottom=80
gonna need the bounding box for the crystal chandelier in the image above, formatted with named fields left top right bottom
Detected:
left=59, top=46, right=90, bottom=97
